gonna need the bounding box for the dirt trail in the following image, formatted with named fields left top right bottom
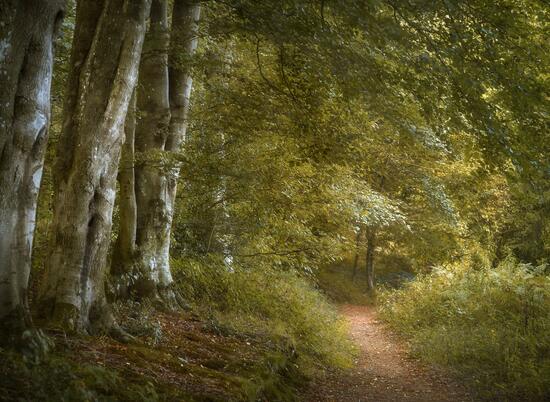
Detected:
left=304, top=304, right=473, bottom=402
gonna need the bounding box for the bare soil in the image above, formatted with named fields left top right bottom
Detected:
left=304, top=304, right=474, bottom=402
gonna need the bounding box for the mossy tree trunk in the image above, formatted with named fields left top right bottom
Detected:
left=113, top=0, right=200, bottom=307
left=0, top=0, right=64, bottom=347
left=111, top=90, right=138, bottom=299
left=133, top=0, right=174, bottom=304
left=38, top=0, right=151, bottom=333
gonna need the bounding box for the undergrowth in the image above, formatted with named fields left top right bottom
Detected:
left=0, top=349, right=159, bottom=401
left=379, top=258, right=550, bottom=401
left=172, top=256, right=355, bottom=377
left=1, top=258, right=354, bottom=401
left=0, top=306, right=315, bottom=401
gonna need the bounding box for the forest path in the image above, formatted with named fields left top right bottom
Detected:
left=304, top=304, right=473, bottom=402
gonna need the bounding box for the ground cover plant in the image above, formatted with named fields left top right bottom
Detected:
left=380, top=259, right=550, bottom=401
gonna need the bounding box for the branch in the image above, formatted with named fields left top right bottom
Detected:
left=254, top=35, right=295, bottom=100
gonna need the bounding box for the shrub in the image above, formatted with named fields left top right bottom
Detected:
left=379, top=259, right=550, bottom=401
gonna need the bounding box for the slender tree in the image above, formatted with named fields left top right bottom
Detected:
left=365, top=227, right=376, bottom=291
left=0, top=0, right=65, bottom=345
left=38, top=0, right=151, bottom=333
left=351, top=226, right=362, bottom=281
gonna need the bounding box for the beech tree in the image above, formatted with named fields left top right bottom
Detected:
left=38, top=0, right=151, bottom=333
left=0, top=0, right=65, bottom=343
left=112, top=0, right=201, bottom=305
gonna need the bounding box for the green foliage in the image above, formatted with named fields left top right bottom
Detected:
left=172, top=256, right=354, bottom=374
left=495, top=175, right=550, bottom=265
left=0, top=350, right=158, bottom=402
left=379, top=259, right=550, bottom=400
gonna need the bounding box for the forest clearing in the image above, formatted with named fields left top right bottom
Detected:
left=1, top=0, right=549, bottom=401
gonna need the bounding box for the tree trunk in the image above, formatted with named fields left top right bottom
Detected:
left=111, top=90, right=138, bottom=299
left=38, top=0, right=151, bottom=333
left=167, top=0, right=201, bottom=151
left=366, top=228, right=376, bottom=291
left=162, top=0, right=201, bottom=286
left=365, top=175, right=384, bottom=291
left=351, top=226, right=362, bottom=281
left=156, top=0, right=201, bottom=301
left=113, top=0, right=200, bottom=306
left=131, top=0, right=174, bottom=304
left=0, top=0, right=64, bottom=347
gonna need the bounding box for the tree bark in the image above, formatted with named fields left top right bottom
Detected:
left=132, top=0, right=174, bottom=303
left=113, top=0, right=200, bottom=306
left=366, top=227, right=376, bottom=291
left=111, top=90, right=138, bottom=298
left=38, top=0, right=151, bottom=333
left=159, top=0, right=201, bottom=301
left=162, top=0, right=201, bottom=288
left=167, top=0, right=201, bottom=151
left=0, top=0, right=64, bottom=346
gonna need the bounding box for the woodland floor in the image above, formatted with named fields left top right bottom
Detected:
left=304, top=304, right=474, bottom=402
left=0, top=310, right=302, bottom=401
left=1, top=304, right=477, bottom=401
